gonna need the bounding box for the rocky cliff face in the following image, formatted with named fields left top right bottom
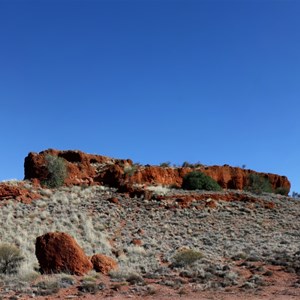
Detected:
left=24, top=149, right=291, bottom=194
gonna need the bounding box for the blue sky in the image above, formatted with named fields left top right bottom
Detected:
left=0, top=0, right=299, bottom=193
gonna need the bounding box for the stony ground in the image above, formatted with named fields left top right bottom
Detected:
left=0, top=182, right=300, bottom=299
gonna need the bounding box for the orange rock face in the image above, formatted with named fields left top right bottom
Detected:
left=90, top=254, right=118, bottom=275
left=127, top=165, right=290, bottom=193
left=127, top=166, right=189, bottom=187
left=35, top=232, right=93, bottom=275
left=24, top=149, right=113, bottom=186
left=199, top=165, right=290, bottom=192
left=24, top=149, right=132, bottom=186
left=24, top=149, right=291, bottom=194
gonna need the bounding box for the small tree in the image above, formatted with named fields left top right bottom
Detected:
left=43, top=155, right=67, bottom=188
left=0, top=243, right=25, bottom=274
left=182, top=171, right=222, bottom=191
left=275, top=187, right=289, bottom=196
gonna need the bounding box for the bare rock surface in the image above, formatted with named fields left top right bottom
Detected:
left=0, top=181, right=41, bottom=203
left=35, top=232, right=93, bottom=275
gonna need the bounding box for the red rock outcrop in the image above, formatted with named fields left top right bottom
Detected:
left=90, top=254, right=118, bottom=274
left=25, top=149, right=111, bottom=186
left=35, top=232, right=93, bottom=275
left=24, top=149, right=132, bottom=186
left=24, top=149, right=291, bottom=194
left=0, top=182, right=41, bottom=204
left=127, top=165, right=290, bottom=193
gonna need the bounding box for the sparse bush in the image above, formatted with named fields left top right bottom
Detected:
left=146, top=185, right=170, bottom=196
left=34, top=277, right=61, bottom=295
left=182, top=161, right=203, bottom=168
left=172, top=249, right=203, bottom=267
left=109, top=269, right=129, bottom=281
left=182, top=161, right=191, bottom=168
left=160, top=162, right=171, bottom=168
left=244, top=174, right=272, bottom=194
left=275, top=187, right=289, bottom=196
left=182, top=171, right=222, bottom=191
left=124, top=164, right=138, bottom=176
left=57, top=273, right=76, bottom=287
left=0, top=243, right=24, bottom=274
left=126, top=273, right=144, bottom=285
left=78, top=277, right=105, bottom=293
left=43, top=155, right=67, bottom=188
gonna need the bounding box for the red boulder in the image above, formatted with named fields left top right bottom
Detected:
left=90, top=254, right=118, bottom=275
left=35, top=232, right=93, bottom=275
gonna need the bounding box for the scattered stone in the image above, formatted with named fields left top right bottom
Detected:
left=131, top=239, right=143, bottom=246
left=91, top=254, right=118, bottom=275
left=107, top=197, right=120, bottom=205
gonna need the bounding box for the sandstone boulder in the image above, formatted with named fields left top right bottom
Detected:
left=90, top=254, right=118, bottom=274
left=35, top=232, right=92, bottom=275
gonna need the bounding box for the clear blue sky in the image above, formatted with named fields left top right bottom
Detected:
left=1, top=0, right=299, bottom=193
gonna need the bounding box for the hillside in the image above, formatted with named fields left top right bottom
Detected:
left=0, top=150, right=299, bottom=299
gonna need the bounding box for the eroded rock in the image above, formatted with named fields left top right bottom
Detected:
left=35, top=232, right=93, bottom=275
left=90, top=253, right=118, bottom=275
left=24, top=149, right=291, bottom=194
left=0, top=182, right=41, bottom=204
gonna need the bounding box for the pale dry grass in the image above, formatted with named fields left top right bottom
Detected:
left=146, top=185, right=171, bottom=196
left=0, top=186, right=113, bottom=274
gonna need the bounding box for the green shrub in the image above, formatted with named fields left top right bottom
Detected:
left=244, top=174, right=273, bottom=194
left=0, top=243, right=25, bottom=274
left=43, top=155, right=67, bottom=188
left=275, top=187, right=289, bottom=196
left=172, top=249, right=203, bottom=267
left=182, top=171, right=222, bottom=191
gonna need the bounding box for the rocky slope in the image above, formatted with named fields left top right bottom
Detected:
left=0, top=181, right=299, bottom=299
left=0, top=149, right=298, bottom=299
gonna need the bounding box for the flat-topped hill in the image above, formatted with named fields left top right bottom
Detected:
left=24, top=149, right=290, bottom=194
